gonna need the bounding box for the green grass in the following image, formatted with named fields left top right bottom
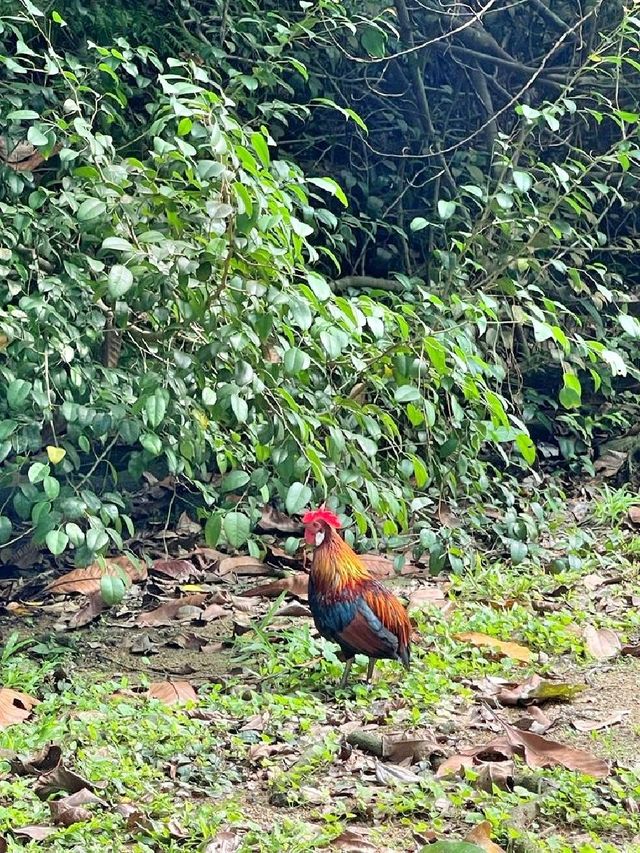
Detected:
left=2, top=515, right=640, bottom=852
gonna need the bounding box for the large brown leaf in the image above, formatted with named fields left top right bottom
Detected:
left=455, top=631, right=533, bottom=663
left=501, top=719, right=610, bottom=778
left=496, top=675, right=584, bottom=706
left=218, top=556, right=270, bottom=576
left=46, top=555, right=147, bottom=596
left=147, top=681, right=198, bottom=705
left=464, top=821, right=506, bottom=852
left=0, top=688, right=39, bottom=727
left=241, top=572, right=309, bottom=601
left=67, top=593, right=105, bottom=630
left=49, top=788, right=105, bottom=826
left=583, top=625, right=621, bottom=660
left=136, top=593, right=207, bottom=627
left=151, top=558, right=194, bottom=580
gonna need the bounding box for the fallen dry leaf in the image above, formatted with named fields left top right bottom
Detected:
left=12, top=826, right=57, bottom=841
left=572, top=710, right=628, bottom=732
left=9, top=744, right=62, bottom=776
left=203, top=828, right=242, bottom=853
left=500, top=718, right=610, bottom=778
left=256, top=504, right=303, bottom=534
left=621, top=643, right=640, bottom=657
left=46, top=555, right=146, bottom=596
left=375, top=760, right=422, bottom=786
left=241, top=572, right=309, bottom=600
left=455, top=632, right=533, bottom=663
left=0, top=688, right=39, bottom=727
left=151, top=558, right=194, bottom=580
left=275, top=602, right=311, bottom=617
left=465, top=821, right=506, bottom=852
left=200, top=602, right=227, bottom=621
left=136, top=593, right=207, bottom=627
left=331, top=828, right=378, bottom=851
left=629, top=505, right=640, bottom=525
left=496, top=675, right=584, bottom=706
left=514, top=705, right=553, bottom=735
left=49, top=788, right=105, bottom=826
left=147, top=681, right=198, bottom=705
left=475, top=760, right=514, bottom=792
left=583, top=625, right=621, bottom=660
left=67, top=593, right=105, bottom=630
left=218, top=555, right=269, bottom=576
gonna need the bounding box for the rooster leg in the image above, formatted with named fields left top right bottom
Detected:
left=339, top=659, right=353, bottom=689
left=366, top=658, right=376, bottom=683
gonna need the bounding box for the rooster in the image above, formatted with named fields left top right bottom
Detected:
left=302, top=507, right=411, bottom=688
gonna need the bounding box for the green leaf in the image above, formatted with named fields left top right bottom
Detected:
left=0, top=516, right=13, bottom=545
left=307, top=273, right=332, bottom=301
left=424, top=842, right=485, bottom=853
left=107, top=264, right=133, bottom=299
left=231, top=394, right=248, bottom=424
left=102, top=236, right=133, bottom=252
left=306, top=176, right=348, bottom=207
left=410, top=217, right=429, bottom=232
left=361, top=25, right=386, bottom=58
left=7, top=379, right=31, bottom=409
left=27, top=126, right=48, bottom=146
left=250, top=131, right=270, bottom=168
left=46, top=529, right=69, bottom=556
left=510, top=540, right=528, bottom=564
left=77, top=198, right=106, bottom=222
left=43, top=476, right=60, bottom=500
left=65, top=522, right=84, bottom=546
left=515, top=433, right=536, bottom=465
left=437, top=199, right=456, bottom=220
left=145, top=389, right=168, bottom=428
left=394, top=385, right=421, bottom=403
left=28, top=462, right=49, bottom=484
left=205, top=513, right=222, bottom=547
left=86, top=527, right=109, bottom=552
left=221, top=470, right=251, bottom=493
left=284, top=347, right=310, bottom=375
left=223, top=511, right=250, bottom=548
left=559, top=373, right=582, bottom=409
left=101, top=574, right=127, bottom=606
left=285, top=482, right=312, bottom=515
left=512, top=170, right=533, bottom=192
left=618, top=313, right=640, bottom=338
left=140, top=433, right=163, bottom=455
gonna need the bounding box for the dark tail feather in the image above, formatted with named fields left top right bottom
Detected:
left=399, top=645, right=410, bottom=670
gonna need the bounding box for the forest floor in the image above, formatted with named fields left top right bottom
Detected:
left=1, top=492, right=640, bottom=852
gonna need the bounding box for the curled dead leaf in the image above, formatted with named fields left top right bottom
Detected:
left=136, top=593, right=207, bottom=627
left=0, top=688, right=39, bottom=727
left=464, top=821, right=506, bottom=852
left=571, top=710, right=628, bottom=732
left=49, top=788, right=105, bottom=826
left=151, top=558, right=194, bottom=580
left=241, top=572, right=309, bottom=601
left=496, top=675, right=584, bottom=706
left=455, top=632, right=533, bottom=663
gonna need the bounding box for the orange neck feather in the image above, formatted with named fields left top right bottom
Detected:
left=311, top=529, right=370, bottom=592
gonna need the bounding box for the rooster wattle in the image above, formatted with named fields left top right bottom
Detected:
left=302, top=507, right=411, bottom=688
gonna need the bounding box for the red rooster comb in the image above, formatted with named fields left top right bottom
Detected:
left=302, top=507, right=341, bottom=529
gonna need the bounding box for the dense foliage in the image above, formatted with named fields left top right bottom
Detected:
left=1, top=0, right=639, bottom=566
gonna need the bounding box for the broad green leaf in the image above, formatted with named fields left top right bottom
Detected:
left=86, top=527, right=109, bottom=552
left=28, top=462, right=49, bottom=484
left=101, top=574, right=127, bottom=606
left=231, top=394, right=248, bottom=424
left=77, top=198, right=106, bottom=222
left=107, top=264, right=133, bottom=299
left=223, top=511, right=250, bottom=548
left=437, top=199, right=456, bottom=220
left=285, top=482, right=312, bottom=515
left=510, top=540, right=528, bottom=564
left=424, top=842, right=485, bottom=852
left=221, top=470, right=251, bottom=493
left=102, top=237, right=133, bottom=252
left=7, top=379, right=31, bottom=409
left=601, top=348, right=627, bottom=376
left=516, top=433, right=536, bottom=465
left=559, top=373, right=582, bottom=409
left=205, top=513, right=222, bottom=547
left=394, top=385, right=421, bottom=404
left=46, top=529, right=69, bottom=556
left=43, top=476, right=60, bottom=500
left=306, top=176, right=348, bottom=207
left=410, top=217, right=429, bottom=232
left=618, top=313, right=640, bottom=338
left=284, top=347, right=310, bottom=375
left=512, top=170, right=533, bottom=192
left=27, top=126, right=48, bottom=146
left=250, top=131, right=270, bottom=168
left=65, top=522, right=84, bottom=546
left=140, top=433, right=163, bottom=455
left=307, top=273, right=332, bottom=301
left=145, top=389, right=168, bottom=428
left=0, top=516, right=12, bottom=545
